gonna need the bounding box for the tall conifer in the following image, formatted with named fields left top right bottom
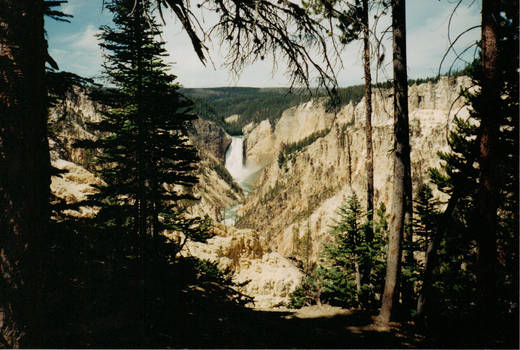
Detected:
left=81, top=0, right=199, bottom=242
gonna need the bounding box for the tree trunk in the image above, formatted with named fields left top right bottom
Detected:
left=378, top=0, right=411, bottom=324
left=355, top=260, right=362, bottom=291
left=347, top=131, right=352, bottom=186
left=0, top=1, right=49, bottom=347
left=361, top=0, right=374, bottom=288
left=362, top=0, right=374, bottom=230
left=134, top=2, right=147, bottom=238
left=415, top=234, right=439, bottom=322
left=476, top=0, right=499, bottom=342
left=354, top=259, right=362, bottom=305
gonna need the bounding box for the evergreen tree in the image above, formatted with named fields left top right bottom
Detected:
left=79, top=0, right=201, bottom=248
left=410, top=184, right=440, bottom=319
left=316, top=194, right=387, bottom=309
left=424, top=3, right=518, bottom=343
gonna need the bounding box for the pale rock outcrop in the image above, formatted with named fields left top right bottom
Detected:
left=244, top=100, right=336, bottom=167
left=238, top=76, right=472, bottom=262
left=244, top=119, right=276, bottom=166
left=48, top=86, right=103, bottom=167
left=188, top=117, right=232, bottom=163
left=234, top=252, right=303, bottom=308
left=47, top=86, right=302, bottom=310
left=183, top=224, right=303, bottom=308
left=242, top=121, right=255, bottom=134
left=49, top=89, right=242, bottom=223
left=225, top=114, right=240, bottom=124
left=274, top=99, right=335, bottom=144
left=189, top=160, right=244, bottom=222
left=50, top=159, right=103, bottom=217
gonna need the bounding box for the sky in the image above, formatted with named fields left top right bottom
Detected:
left=46, top=0, right=482, bottom=88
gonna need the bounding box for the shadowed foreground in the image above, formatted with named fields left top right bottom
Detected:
left=69, top=282, right=424, bottom=349
left=20, top=223, right=517, bottom=349
left=46, top=277, right=517, bottom=349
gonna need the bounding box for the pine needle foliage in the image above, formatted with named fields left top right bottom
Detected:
left=77, top=0, right=205, bottom=246
left=424, top=4, right=518, bottom=332
left=289, top=194, right=387, bottom=309
left=319, top=194, right=387, bottom=308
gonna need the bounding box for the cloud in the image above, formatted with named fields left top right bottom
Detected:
left=162, top=20, right=298, bottom=88
left=60, top=2, right=76, bottom=16
left=47, top=0, right=482, bottom=87
left=72, top=24, right=101, bottom=50
left=406, top=3, right=481, bottom=78
left=50, top=24, right=103, bottom=78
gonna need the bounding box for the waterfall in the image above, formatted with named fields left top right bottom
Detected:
left=225, top=136, right=247, bottom=185
left=222, top=136, right=258, bottom=225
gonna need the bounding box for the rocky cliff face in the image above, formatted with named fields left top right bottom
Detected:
left=188, top=117, right=232, bottom=163
left=47, top=77, right=472, bottom=309
left=48, top=89, right=242, bottom=223
left=243, top=100, right=336, bottom=167
left=47, top=89, right=304, bottom=308
left=237, top=76, right=472, bottom=261
left=48, top=86, right=103, bottom=167
left=182, top=223, right=303, bottom=308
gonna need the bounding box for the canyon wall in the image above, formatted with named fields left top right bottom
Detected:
left=48, top=87, right=242, bottom=222
left=47, top=77, right=473, bottom=308
left=238, top=76, right=472, bottom=261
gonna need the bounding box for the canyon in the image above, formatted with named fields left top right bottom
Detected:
left=236, top=76, right=471, bottom=262
left=49, top=76, right=471, bottom=308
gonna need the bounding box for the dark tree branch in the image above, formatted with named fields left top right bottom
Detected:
left=147, top=0, right=340, bottom=91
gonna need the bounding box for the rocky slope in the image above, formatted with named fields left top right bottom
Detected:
left=48, top=86, right=103, bottom=167
left=237, top=76, right=472, bottom=261
left=48, top=87, right=300, bottom=308
left=47, top=77, right=472, bottom=308
left=182, top=223, right=303, bottom=308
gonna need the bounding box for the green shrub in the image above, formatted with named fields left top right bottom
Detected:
left=288, top=274, right=321, bottom=308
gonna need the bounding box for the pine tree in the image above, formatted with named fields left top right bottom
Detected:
left=317, top=194, right=387, bottom=309
left=79, top=0, right=201, bottom=250
left=425, top=3, right=518, bottom=342
left=411, top=184, right=440, bottom=319
left=379, top=0, right=413, bottom=323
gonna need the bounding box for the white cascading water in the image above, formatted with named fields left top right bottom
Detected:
left=224, top=136, right=248, bottom=186
left=222, top=136, right=258, bottom=225
left=225, top=136, right=259, bottom=190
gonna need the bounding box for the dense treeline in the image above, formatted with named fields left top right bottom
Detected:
left=183, top=87, right=311, bottom=135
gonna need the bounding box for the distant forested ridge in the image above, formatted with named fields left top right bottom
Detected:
left=182, top=87, right=311, bottom=135
left=183, top=71, right=470, bottom=136
left=182, top=86, right=367, bottom=135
